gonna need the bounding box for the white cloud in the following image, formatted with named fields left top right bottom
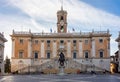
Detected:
left=110, top=38, right=118, bottom=55
left=9, top=0, right=120, bottom=28
left=1, top=0, right=120, bottom=58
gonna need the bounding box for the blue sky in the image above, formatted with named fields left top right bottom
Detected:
left=0, top=0, right=120, bottom=59
left=82, top=0, right=120, bottom=16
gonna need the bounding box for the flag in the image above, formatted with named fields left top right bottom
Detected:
left=50, top=28, right=52, bottom=33
left=72, top=28, right=75, bottom=31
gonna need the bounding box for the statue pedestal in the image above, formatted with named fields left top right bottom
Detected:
left=58, top=66, right=65, bottom=75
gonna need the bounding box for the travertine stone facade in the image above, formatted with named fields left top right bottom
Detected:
left=11, top=8, right=111, bottom=72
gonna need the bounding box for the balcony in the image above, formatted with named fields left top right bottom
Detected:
left=59, top=45, right=64, bottom=49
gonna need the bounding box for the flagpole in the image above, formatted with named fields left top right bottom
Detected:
left=60, top=0, right=63, bottom=10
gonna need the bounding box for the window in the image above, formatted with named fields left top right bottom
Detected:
left=60, top=40, right=64, bottom=44
left=60, top=26, right=64, bottom=32
left=73, top=40, right=76, bottom=46
left=47, top=40, right=50, bottom=43
left=34, top=52, right=38, bottom=59
left=47, top=52, right=50, bottom=59
left=47, top=40, right=50, bottom=47
left=19, top=51, right=23, bottom=58
left=85, top=40, right=88, bottom=44
left=20, top=39, right=23, bottom=44
left=73, top=52, right=77, bottom=59
left=84, top=51, right=88, bottom=58
left=35, top=40, right=38, bottom=44
left=73, top=40, right=76, bottom=43
left=61, top=16, right=64, bottom=20
left=100, top=51, right=104, bottom=58
left=99, top=39, right=103, bottom=43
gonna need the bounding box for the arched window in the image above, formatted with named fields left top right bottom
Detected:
left=60, top=26, right=64, bottom=32
left=47, top=52, right=50, bottom=59
left=61, top=16, right=64, bottom=20
left=73, top=52, right=77, bottom=59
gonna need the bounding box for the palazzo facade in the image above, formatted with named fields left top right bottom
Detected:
left=11, top=8, right=111, bottom=73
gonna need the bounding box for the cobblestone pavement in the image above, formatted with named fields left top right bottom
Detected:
left=0, top=74, right=120, bottom=82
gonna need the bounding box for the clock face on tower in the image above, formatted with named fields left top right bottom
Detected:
left=60, top=20, right=64, bottom=26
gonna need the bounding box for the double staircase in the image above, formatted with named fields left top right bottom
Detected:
left=12, top=58, right=105, bottom=74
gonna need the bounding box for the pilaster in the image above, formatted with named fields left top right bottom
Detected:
left=91, top=39, right=95, bottom=57
left=41, top=40, right=45, bottom=58
left=79, top=40, right=83, bottom=58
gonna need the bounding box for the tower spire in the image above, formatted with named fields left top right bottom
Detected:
left=60, top=0, right=63, bottom=10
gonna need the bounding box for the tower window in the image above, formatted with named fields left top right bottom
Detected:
left=34, top=52, right=38, bottom=59
left=47, top=52, right=50, bottom=59
left=20, top=39, right=23, bottom=44
left=61, top=16, right=64, bottom=20
left=19, top=51, right=23, bottom=58
left=84, top=51, right=89, bottom=58
left=73, top=52, right=77, bottom=59
left=60, top=26, right=64, bottom=32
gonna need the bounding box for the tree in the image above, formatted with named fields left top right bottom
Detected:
left=4, top=56, right=11, bottom=73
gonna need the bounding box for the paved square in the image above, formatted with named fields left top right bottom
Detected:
left=0, top=74, right=120, bottom=82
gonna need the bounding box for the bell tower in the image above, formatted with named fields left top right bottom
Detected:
left=57, top=1, right=67, bottom=33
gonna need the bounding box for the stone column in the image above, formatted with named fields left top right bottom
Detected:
left=12, top=39, right=15, bottom=58
left=41, top=41, right=45, bottom=58
left=53, top=41, right=57, bottom=58
left=67, top=41, right=71, bottom=58
left=91, top=39, right=95, bottom=57
left=79, top=40, right=83, bottom=58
